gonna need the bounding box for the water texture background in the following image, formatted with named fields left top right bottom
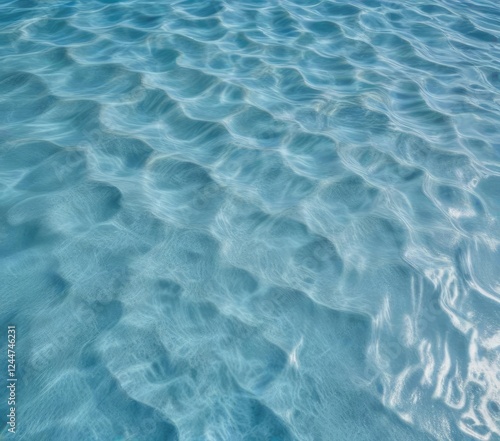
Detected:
left=0, top=0, right=499, bottom=440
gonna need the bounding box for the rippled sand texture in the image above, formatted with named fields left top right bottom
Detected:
left=1, top=0, right=500, bottom=440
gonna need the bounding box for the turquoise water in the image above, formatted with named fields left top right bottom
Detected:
left=1, top=0, right=500, bottom=440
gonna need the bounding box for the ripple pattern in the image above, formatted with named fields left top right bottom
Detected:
left=0, top=0, right=499, bottom=440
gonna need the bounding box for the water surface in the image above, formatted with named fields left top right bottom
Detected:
left=0, top=0, right=499, bottom=440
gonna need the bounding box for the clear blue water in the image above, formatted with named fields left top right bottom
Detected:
left=0, top=0, right=499, bottom=440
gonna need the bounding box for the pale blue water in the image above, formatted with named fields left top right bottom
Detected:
left=0, top=0, right=499, bottom=440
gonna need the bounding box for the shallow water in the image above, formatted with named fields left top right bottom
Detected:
left=0, top=0, right=499, bottom=440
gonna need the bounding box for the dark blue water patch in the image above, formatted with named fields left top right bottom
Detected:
left=40, top=99, right=102, bottom=136
left=318, top=2, right=361, bottom=17
left=294, top=236, right=343, bottom=276
left=450, top=17, right=498, bottom=42
left=0, top=219, right=57, bottom=258
left=275, top=67, right=322, bottom=102
left=157, top=278, right=183, bottom=297
left=237, top=398, right=295, bottom=441
left=228, top=105, right=289, bottom=146
left=176, top=0, right=224, bottom=18
left=218, top=267, right=259, bottom=295
left=15, top=150, right=87, bottom=192
left=285, top=132, right=344, bottom=178
left=25, top=18, right=95, bottom=44
left=156, top=65, right=219, bottom=99
left=170, top=17, right=227, bottom=41
left=304, top=19, right=343, bottom=37
left=128, top=12, right=163, bottom=29
left=108, top=25, right=149, bottom=43
left=476, top=175, right=500, bottom=215
left=58, top=63, right=142, bottom=98
left=92, top=300, right=123, bottom=331
left=116, top=208, right=168, bottom=246
left=78, top=349, right=180, bottom=440
left=148, top=158, right=212, bottom=191
left=52, top=4, right=78, bottom=19
left=134, top=88, right=177, bottom=120
left=0, top=140, right=62, bottom=170
left=144, top=47, right=180, bottom=71
left=76, top=182, right=123, bottom=223
left=68, top=37, right=122, bottom=63
left=0, top=71, right=48, bottom=95
left=32, top=46, right=75, bottom=72
left=0, top=8, right=37, bottom=27
left=163, top=109, right=229, bottom=144
left=95, top=135, right=153, bottom=170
